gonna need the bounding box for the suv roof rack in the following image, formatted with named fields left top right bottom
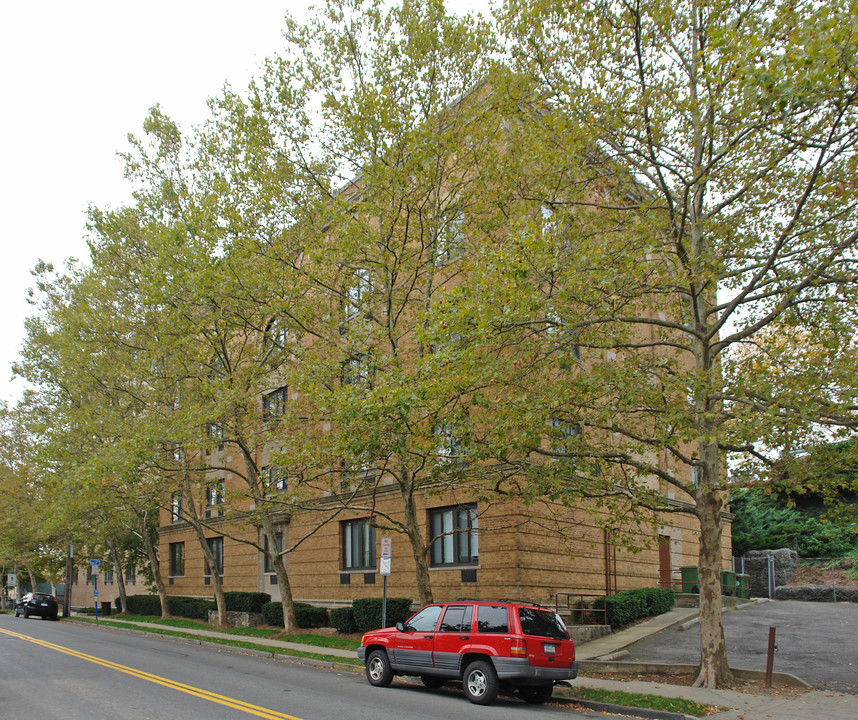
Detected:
left=496, top=598, right=544, bottom=607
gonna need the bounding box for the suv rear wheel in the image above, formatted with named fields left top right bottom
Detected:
left=365, top=649, right=393, bottom=687
left=462, top=660, right=499, bottom=705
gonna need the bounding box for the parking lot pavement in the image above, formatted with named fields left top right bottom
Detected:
left=619, top=599, right=858, bottom=693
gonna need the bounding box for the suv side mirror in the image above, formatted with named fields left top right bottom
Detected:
left=396, top=622, right=405, bottom=632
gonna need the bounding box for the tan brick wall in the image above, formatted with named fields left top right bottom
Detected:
left=157, top=478, right=733, bottom=608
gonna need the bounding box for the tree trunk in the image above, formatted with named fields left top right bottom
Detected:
left=136, top=509, right=170, bottom=618
left=107, top=537, right=129, bottom=614
left=693, top=485, right=734, bottom=688
left=399, top=470, right=433, bottom=605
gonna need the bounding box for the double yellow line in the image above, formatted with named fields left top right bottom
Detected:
left=0, top=627, right=306, bottom=720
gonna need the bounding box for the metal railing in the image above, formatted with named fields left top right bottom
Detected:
left=554, top=592, right=608, bottom=626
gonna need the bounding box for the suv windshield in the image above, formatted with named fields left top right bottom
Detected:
left=517, top=607, right=569, bottom=640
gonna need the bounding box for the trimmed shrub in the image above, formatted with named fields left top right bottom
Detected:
left=330, top=606, right=358, bottom=634
left=169, top=596, right=215, bottom=620
left=260, top=601, right=329, bottom=628
left=261, top=601, right=283, bottom=627
left=295, top=602, right=329, bottom=629
left=593, top=587, right=674, bottom=629
left=224, top=592, right=270, bottom=614
left=125, top=594, right=162, bottom=616
left=352, top=598, right=414, bottom=633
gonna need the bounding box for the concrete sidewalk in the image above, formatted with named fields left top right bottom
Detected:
left=77, top=611, right=856, bottom=720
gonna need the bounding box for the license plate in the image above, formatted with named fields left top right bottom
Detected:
left=543, top=643, right=555, bottom=654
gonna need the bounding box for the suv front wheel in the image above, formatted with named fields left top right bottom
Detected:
left=365, top=649, right=393, bottom=687
left=462, top=660, right=499, bottom=705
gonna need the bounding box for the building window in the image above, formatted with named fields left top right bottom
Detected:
left=265, top=315, right=290, bottom=350
left=435, top=213, right=465, bottom=266
left=71, top=569, right=79, bottom=585
left=206, top=422, right=225, bottom=452
left=339, top=455, right=376, bottom=492
left=262, top=465, right=288, bottom=492
left=342, top=519, right=376, bottom=571
left=433, top=423, right=465, bottom=461
left=263, top=386, right=288, bottom=420
left=429, top=504, right=478, bottom=567
left=170, top=492, right=183, bottom=523
left=104, top=568, right=114, bottom=585
left=345, top=268, right=373, bottom=318
left=263, top=532, right=283, bottom=574
left=341, top=353, right=372, bottom=387
left=548, top=417, right=580, bottom=451
left=205, top=537, right=224, bottom=577
left=125, top=568, right=136, bottom=584
left=169, top=542, right=185, bottom=577
left=85, top=566, right=93, bottom=585
left=206, top=480, right=225, bottom=517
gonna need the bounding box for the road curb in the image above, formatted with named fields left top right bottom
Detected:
left=553, top=695, right=693, bottom=720
left=579, top=660, right=812, bottom=688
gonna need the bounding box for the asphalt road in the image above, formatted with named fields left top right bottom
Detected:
left=621, top=599, right=858, bottom=693
left=0, top=614, right=612, bottom=720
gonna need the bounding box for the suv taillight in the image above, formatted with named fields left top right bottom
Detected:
left=510, top=639, right=527, bottom=657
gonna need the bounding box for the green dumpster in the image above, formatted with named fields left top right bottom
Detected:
left=721, top=570, right=737, bottom=597
left=736, top=573, right=751, bottom=600
left=680, top=566, right=700, bottom=594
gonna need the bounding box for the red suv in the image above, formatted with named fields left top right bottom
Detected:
left=357, top=600, right=577, bottom=705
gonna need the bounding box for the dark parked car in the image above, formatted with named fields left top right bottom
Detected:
left=358, top=600, right=577, bottom=705
left=15, top=592, right=59, bottom=620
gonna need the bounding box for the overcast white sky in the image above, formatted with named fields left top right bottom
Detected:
left=0, top=1, right=489, bottom=404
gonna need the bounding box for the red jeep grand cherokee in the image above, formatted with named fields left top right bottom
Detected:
left=358, top=600, right=577, bottom=705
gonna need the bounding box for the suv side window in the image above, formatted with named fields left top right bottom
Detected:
left=405, top=605, right=443, bottom=632
left=476, top=605, right=509, bottom=633
left=439, top=604, right=473, bottom=633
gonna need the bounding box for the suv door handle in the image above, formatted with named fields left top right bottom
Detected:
left=424, top=635, right=434, bottom=639
left=459, top=635, right=470, bottom=640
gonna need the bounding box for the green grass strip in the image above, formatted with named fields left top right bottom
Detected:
left=564, top=686, right=714, bottom=717
left=73, top=617, right=363, bottom=667
left=102, top=615, right=360, bottom=650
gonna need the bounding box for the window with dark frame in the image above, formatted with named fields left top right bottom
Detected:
left=170, top=492, right=183, bottom=522
left=341, top=353, right=372, bottom=387
left=435, top=212, right=465, bottom=267
left=429, top=504, right=478, bottom=567
left=342, top=519, right=376, bottom=571
left=344, top=267, right=373, bottom=318
left=263, top=532, right=283, bottom=574
left=206, top=480, right=225, bottom=517
left=263, top=386, right=288, bottom=420
left=169, top=542, right=185, bottom=577
left=205, top=537, right=224, bottom=577
left=262, top=465, right=288, bottom=492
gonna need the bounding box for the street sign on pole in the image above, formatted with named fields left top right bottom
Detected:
left=381, top=537, right=392, bottom=558
left=91, top=559, right=100, bottom=620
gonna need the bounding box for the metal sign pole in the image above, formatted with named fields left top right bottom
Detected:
left=91, top=558, right=101, bottom=620
left=380, top=537, right=391, bottom=628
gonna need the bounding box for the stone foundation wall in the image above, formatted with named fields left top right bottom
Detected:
left=741, top=548, right=797, bottom=598
left=207, top=610, right=265, bottom=627
left=774, top=585, right=858, bottom=602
